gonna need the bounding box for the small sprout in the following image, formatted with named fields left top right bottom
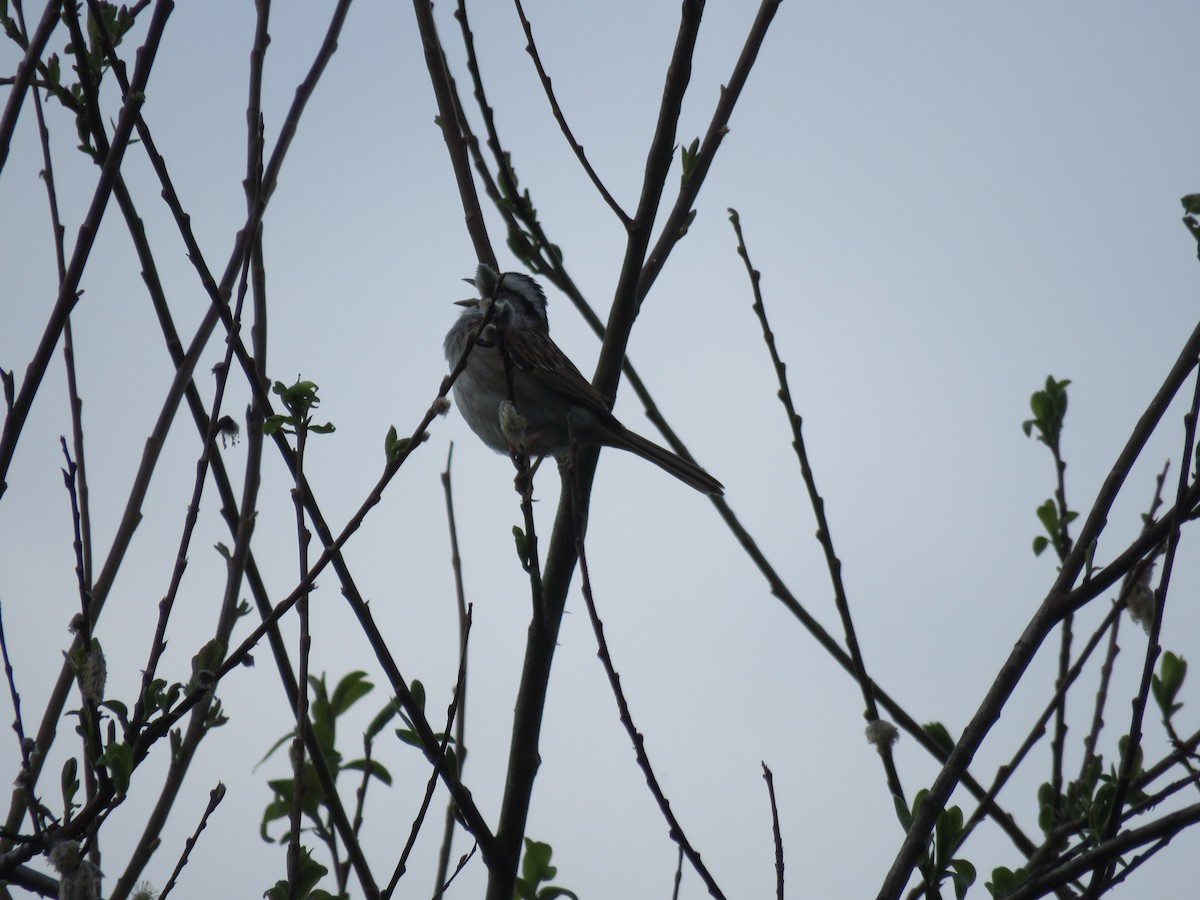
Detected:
left=264, top=377, right=335, bottom=435
left=865, top=718, right=899, bottom=752
left=680, top=137, right=701, bottom=181
left=433, top=396, right=451, bottom=416
left=1022, top=376, right=1071, bottom=448
left=513, top=525, right=531, bottom=571
left=385, top=426, right=412, bottom=462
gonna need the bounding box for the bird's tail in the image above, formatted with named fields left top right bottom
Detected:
left=617, top=428, right=724, bottom=496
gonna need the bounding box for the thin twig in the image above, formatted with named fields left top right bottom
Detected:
left=287, top=419, right=314, bottom=900
left=432, top=842, right=478, bottom=899
left=156, top=784, right=225, bottom=900
left=1081, top=463, right=1168, bottom=784
left=574, top=505, right=726, bottom=900
left=434, top=445, right=470, bottom=894
left=636, top=0, right=782, bottom=305
left=730, top=208, right=905, bottom=802
left=511, top=0, right=630, bottom=226
left=761, top=763, right=784, bottom=900
left=0, top=601, right=40, bottom=836
left=20, top=11, right=94, bottom=607
left=384, top=606, right=473, bottom=899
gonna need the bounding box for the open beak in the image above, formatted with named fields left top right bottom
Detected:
left=455, top=276, right=479, bottom=307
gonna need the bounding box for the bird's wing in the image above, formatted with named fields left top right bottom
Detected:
left=502, top=327, right=614, bottom=418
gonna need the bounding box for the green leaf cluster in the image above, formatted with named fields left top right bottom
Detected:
left=1037, top=739, right=1148, bottom=853
left=985, top=865, right=1028, bottom=898
left=264, top=378, right=335, bottom=436
left=514, top=839, right=579, bottom=900
left=1022, top=376, right=1070, bottom=450
left=393, top=679, right=460, bottom=778
left=1032, top=498, right=1077, bottom=558
left=263, top=846, right=344, bottom=900
left=259, top=672, right=393, bottom=843
left=384, top=425, right=411, bottom=462
left=893, top=790, right=975, bottom=900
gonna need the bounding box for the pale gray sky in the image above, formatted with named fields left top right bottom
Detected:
left=2, top=2, right=1200, bottom=897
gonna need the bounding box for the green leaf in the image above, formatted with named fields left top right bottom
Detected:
left=679, top=208, right=697, bottom=236
left=330, top=671, right=372, bottom=716
left=680, top=137, right=701, bottom=180
left=395, top=728, right=424, bottom=749
left=1152, top=651, right=1187, bottom=718
left=262, top=414, right=289, bottom=435
left=189, top=639, right=226, bottom=691
left=1035, top=499, right=1059, bottom=534
left=101, top=699, right=129, bottom=732
left=264, top=846, right=328, bottom=899
left=384, top=425, right=402, bottom=461
left=342, top=758, right=393, bottom=787
left=1182, top=194, right=1200, bottom=214
left=985, top=865, right=1027, bottom=898
left=921, top=721, right=955, bottom=754
left=1032, top=535, right=1050, bottom=556
left=61, top=758, right=79, bottom=815
left=513, top=525, right=531, bottom=571
left=99, top=740, right=133, bottom=796
left=935, top=805, right=964, bottom=865
left=366, top=697, right=400, bottom=741
left=950, top=859, right=976, bottom=900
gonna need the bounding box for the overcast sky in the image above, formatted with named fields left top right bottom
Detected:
left=3, top=2, right=1200, bottom=897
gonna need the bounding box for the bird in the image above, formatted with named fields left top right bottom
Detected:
left=443, top=264, right=723, bottom=495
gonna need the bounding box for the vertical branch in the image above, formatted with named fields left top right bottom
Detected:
left=287, top=421, right=313, bottom=899
left=1080, top=464, right=1168, bottom=783
left=762, top=763, right=784, bottom=900
left=434, top=446, right=470, bottom=894
left=15, top=3, right=96, bottom=601
left=596, top=0, right=705, bottom=401
left=1048, top=429, right=1075, bottom=824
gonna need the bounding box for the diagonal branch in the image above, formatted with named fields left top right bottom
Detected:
left=879, top=316, right=1200, bottom=898
left=511, top=0, right=631, bottom=226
